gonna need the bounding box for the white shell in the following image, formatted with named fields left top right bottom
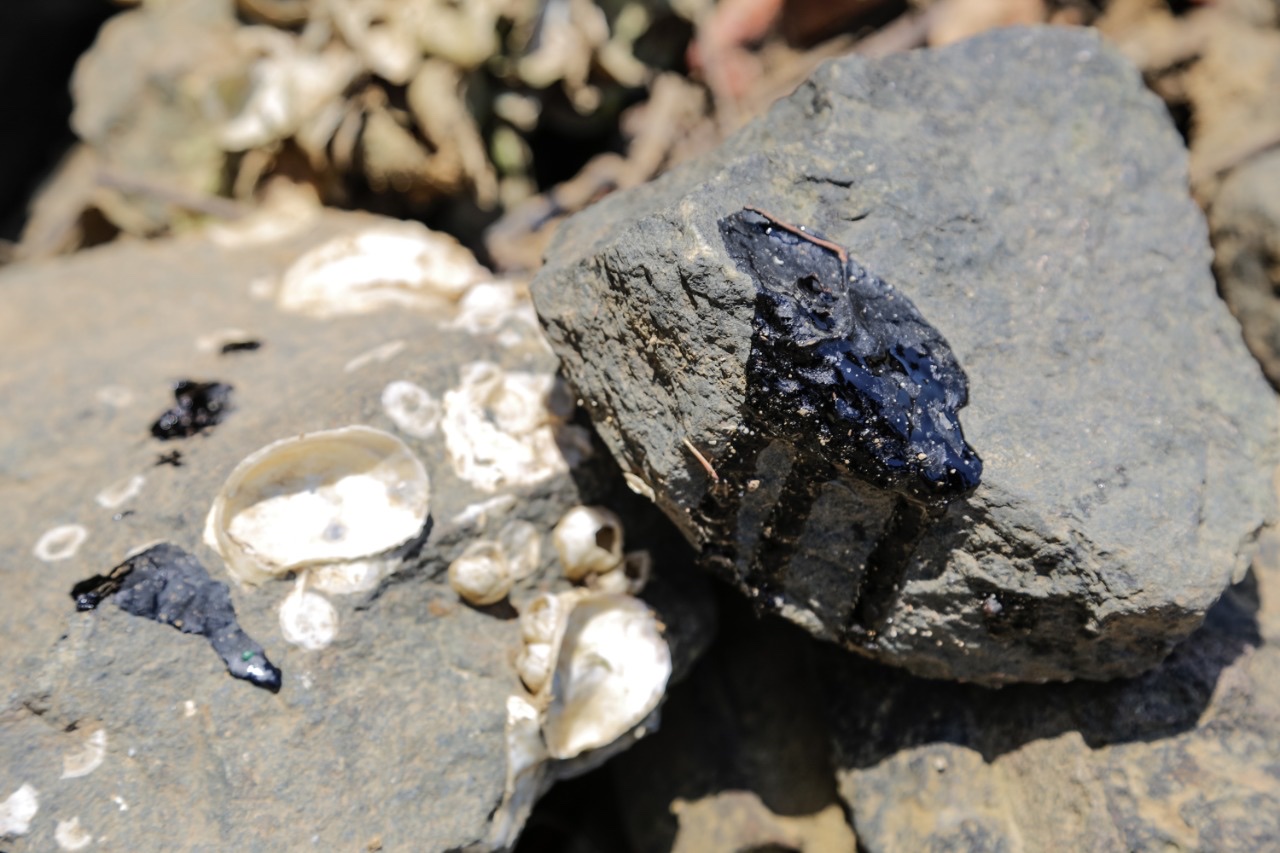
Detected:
left=95, top=474, right=145, bottom=509
left=519, top=592, right=564, bottom=645
left=486, top=694, right=550, bottom=850
left=381, top=380, right=442, bottom=439
left=448, top=540, right=513, bottom=606
left=515, top=641, right=554, bottom=693
left=60, top=730, right=107, bottom=780
left=33, top=525, right=88, bottom=562
left=279, top=577, right=340, bottom=650
left=442, top=362, right=587, bottom=492
left=204, top=426, right=429, bottom=591
left=552, top=506, right=624, bottom=581
left=588, top=550, right=652, bottom=596
left=540, top=593, right=671, bottom=760
left=0, top=783, right=39, bottom=838
left=277, top=223, right=489, bottom=318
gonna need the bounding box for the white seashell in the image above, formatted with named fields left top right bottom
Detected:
left=33, top=525, right=88, bottom=562
left=204, top=426, right=429, bottom=591
left=541, top=593, right=671, bottom=760
left=588, top=550, right=652, bottom=596
left=381, top=380, right=442, bottom=439
left=0, top=783, right=39, bottom=838
left=515, top=641, right=554, bottom=693
left=279, top=577, right=340, bottom=650
left=486, top=694, right=550, bottom=850
left=60, top=730, right=107, bottom=780
left=623, top=472, right=656, bottom=502
left=95, top=474, right=145, bottom=509
left=448, top=540, right=513, bottom=606
left=54, top=816, right=92, bottom=851
left=519, top=593, right=564, bottom=645
left=442, top=362, right=586, bottom=492
left=277, top=223, right=489, bottom=319
left=552, top=506, right=624, bottom=581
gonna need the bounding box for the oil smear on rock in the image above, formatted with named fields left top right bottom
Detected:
left=72, top=543, right=282, bottom=692
left=150, top=380, right=234, bottom=440
left=718, top=207, right=982, bottom=503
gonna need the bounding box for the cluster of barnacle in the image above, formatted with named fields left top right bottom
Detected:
left=449, top=505, right=671, bottom=849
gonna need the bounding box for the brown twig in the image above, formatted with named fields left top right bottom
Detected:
left=681, top=436, right=720, bottom=482
left=743, top=205, right=847, bottom=264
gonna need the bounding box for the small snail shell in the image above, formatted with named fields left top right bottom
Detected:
left=552, top=506, right=624, bottom=581
left=516, top=641, right=554, bottom=693
left=448, top=540, right=513, bottom=605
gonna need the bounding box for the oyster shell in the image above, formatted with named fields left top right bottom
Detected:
left=204, top=425, right=429, bottom=592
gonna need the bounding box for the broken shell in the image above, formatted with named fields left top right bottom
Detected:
left=33, top=525, right=88, bottom=562
left=60, top=730, right=107, bottom=780
left=519, top=592, right=564, bottom=645
left=204, top=426, right=429, bottom=592
left=448, top=540, right=513, bottom=606
left=515, top=641, right=554, bottom=694
left=588, top=550, right=652, bottom=596
left=442, top=362, right=586, bottom=492
left=381, top=379, right=442, bottom=439
left=95, top=474, right=145, bottom=509
left=279, top=576, right=340, bottom=650
left=553, top=506, right=624, bottom=580
left=542, top=593, right=671, bottom=759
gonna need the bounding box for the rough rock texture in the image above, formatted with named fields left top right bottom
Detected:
left=611, top=587, right=856, bottom=853
left=1210, top=148, right=1280, bottom=389
left=611, top=525, right=1280, bottom=852
left=828, top=524, right=1280, bottom=851
left=532, top=26, right=1279, bottom=683
left=0, top=211, right=712, bottom=851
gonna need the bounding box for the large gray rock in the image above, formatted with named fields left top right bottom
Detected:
left=0, top=210, right=712, bottom=850
left=531, top=26, right=1278, bottom=683
left=826, top=531, right=1280, bottom=851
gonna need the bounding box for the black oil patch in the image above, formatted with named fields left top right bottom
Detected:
left=150, top=380, right=233, bottom=439
left=72, top=543, right=282, bottom=692
left=219, top=339, right=262, bottom=354
left=692, top=208, right=982, bottom=624
left=719, top=207, right=981, bottom=502
left=154, top=450, right=184, bottom=467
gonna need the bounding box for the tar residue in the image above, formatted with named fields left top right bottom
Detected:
left=695, top=208, right=982, bottom=635
left=150, top=380, right=233, bottom=439
left=720, top=208, right=981, bottom=501
left=72, top=543, right=282, bottom=692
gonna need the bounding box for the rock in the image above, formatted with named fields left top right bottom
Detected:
left=826, top=528, right=1280, bottom=851
left=0, top=209, right=713, bottom=850
left=1210, top=148, right=1280, bottom=389
left=531, top=26, right=1278, bottom=683
left=609, top=588, right=856, bottom=853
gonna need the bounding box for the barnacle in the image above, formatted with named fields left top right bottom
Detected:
left=552, top=505, right=625, bottom=580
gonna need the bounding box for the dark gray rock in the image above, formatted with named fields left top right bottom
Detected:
left=531, top=27, right=1278, bottom=683
left=0, top=210, right=713, bottom=851
left=827, top=531, right=1280, bottom=851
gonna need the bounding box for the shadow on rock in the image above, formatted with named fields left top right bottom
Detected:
left=823, top=566, right=1261, bottom=768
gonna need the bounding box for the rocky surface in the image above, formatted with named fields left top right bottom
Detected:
left=827, top=524, right=1280, bottom=851
left=531, top=26, right=1279, bottom=683
left=0, top=209, right=713, bottom=851
left=610, top=522, right=1280, bottom=852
